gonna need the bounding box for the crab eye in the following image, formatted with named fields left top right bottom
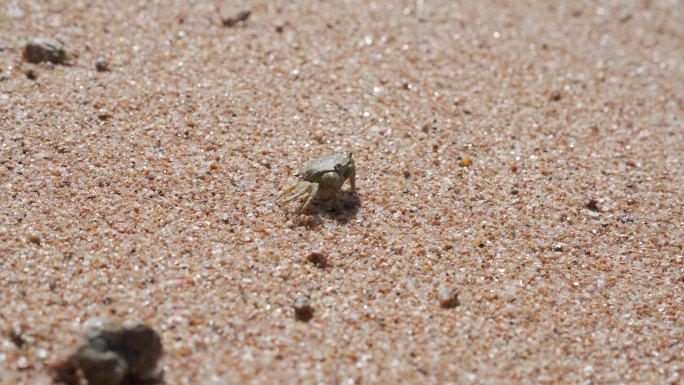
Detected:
left=334, top=164, right=343, bottom=172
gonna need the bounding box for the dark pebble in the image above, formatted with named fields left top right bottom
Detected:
left=586, top=199, right=601, bottom=212
left=69, top=319, right=163, bottom=385
left=293, top=298, right=314, bottom=322
left=23, top=37, right=72, bottom=65
left=8, top=323, right=28, bottom=349
left=95, top=60, right=111, bottom=72
left=306, top=252, right=328, bottom=268
left=221, top=9, right=251, bottom=27
left=437, top=287, right=460, bottom=309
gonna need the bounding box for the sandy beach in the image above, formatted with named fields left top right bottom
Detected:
left=1, top=1, right=682, bottom=384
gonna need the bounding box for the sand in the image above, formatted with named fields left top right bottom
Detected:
left=1, top=0, right=683, bottom=384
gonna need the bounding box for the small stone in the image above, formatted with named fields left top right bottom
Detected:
left=8, top=323, right=28, bottom=349
left=437, top=286, right=460, bottom=309
left=23, top=38, right=72, bottom=65
left=293, top=298, right=314, bottom=322
left=26, top=69, right=38, bottom=80
left=73, top=347, right=128, bottom=385
left=458, top=157, right=473, bottom=167
left=26, top=234, right=41, bottom=245
left=118, top=320, right=163, bottom=375
left=95, top=60, right=111, bottom=72
left=70, top=319, right=163, bottom=385
left=221, top=9, right=251, bottom=27
left=586, top=199, right=601, bottom=212
left=306, top=252, right=328, bottom=268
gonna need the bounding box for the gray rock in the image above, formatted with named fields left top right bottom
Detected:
left=119, top=320, right=163, bottom=376
left=70, top=319, right=163, bottom=385
left=73, top=346, right=128, bottom=385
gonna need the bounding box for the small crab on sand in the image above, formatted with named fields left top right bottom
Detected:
left=276, top=152, right=356, bottom=212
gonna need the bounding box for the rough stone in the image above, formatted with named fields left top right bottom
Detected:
left=437, top=286, right=460, bottom=309
left=293, top=298, right=314, bottom=322
left=69, top=319, right=163, bottom=385
left=23, top=38, right=72, bottom=65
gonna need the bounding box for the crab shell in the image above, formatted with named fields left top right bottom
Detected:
left=301, top=152, right=354, bottom=183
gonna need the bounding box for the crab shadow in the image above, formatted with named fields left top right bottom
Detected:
left=312, top=190, right=362, bottom=224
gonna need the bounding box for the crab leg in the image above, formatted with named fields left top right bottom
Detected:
left=300, top=184, right=319, bottom=213
left=276, top=181, right=310, bottom=204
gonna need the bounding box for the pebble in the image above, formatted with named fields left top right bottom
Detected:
left=586, top=199, right=601, bottom=212
left=306, top=252, right=328, bottom=268
left=221, top=9, right=251, bottom=27
left=23, top=38, right=72, bottom=65
left=74, top=348, right=128, bottom=385
left=458, top=157, right=473, bottom=167
left=26, top=69, right=38, bottom=80
left=26, top=234, right=41, bottom=245
left=95, top=60, right=111, bottom=72
left=293, top=298, right=314, bottom=322
left=8, top=323, right=28, bottom=349
left=437, top=286, right=460, bottom=309
left=58, top=319, right=163, bottom=385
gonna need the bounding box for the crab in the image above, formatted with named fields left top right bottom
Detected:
left=276, top=152, right=356, bottom=212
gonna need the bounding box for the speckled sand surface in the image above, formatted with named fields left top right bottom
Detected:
left=1, top=1, right=683, bottom=384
